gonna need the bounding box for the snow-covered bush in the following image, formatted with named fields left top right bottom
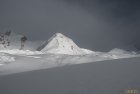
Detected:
left=0, top=53, right=15, bottom=63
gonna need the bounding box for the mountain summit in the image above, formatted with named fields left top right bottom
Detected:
left=38, top=33, right=93, bottom=55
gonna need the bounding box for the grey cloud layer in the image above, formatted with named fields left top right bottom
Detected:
left=0, top=0, right=140, bottom=51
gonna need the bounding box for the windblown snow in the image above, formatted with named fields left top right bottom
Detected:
left=0, top=32, right=139, bottom=75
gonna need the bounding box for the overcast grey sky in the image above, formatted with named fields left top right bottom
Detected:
left=0, top=0, right=140, bottom=51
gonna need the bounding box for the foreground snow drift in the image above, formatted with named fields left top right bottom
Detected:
left=0, top=57, right=140, bottom=94
left=0, top=53, right=15, bottom=66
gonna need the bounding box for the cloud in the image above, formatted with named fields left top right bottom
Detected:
left=0, top=0, right=140, bottom=51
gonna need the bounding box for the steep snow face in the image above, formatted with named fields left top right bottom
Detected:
left=39, top=33, right=93, bottom=55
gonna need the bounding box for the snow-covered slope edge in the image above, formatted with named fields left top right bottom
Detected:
left=0, top=49, right=42, bottom=55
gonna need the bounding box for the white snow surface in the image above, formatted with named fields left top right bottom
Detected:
left=0, top=48, right=139, bottom=75
left=0, top=57, right=139, bottom=94
left=0, top=49, right=42, bottom=55
left=0, top=53, right=15, bottom=66
left=39, top=33, right=94, bottom=55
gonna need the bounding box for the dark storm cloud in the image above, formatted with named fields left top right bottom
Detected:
left=64, top=0, right=140, bottom=49
left=0, top=0, right=140, bottom=51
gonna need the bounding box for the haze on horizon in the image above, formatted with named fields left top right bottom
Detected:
left=0, top=0, right=140, bottom=51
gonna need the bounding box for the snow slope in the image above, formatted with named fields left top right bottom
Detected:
left=38, top=33, right=94, bottom=55
left=0, top=57, right=140, bottom=94
left=0, top=49, right=138, bottom=75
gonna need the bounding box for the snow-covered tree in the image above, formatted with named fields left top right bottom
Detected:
left=5, top=30, right=11, bottom=46
left=20, top=36, right=27, bottom=50
left=0, top=33, right=6, bottom=48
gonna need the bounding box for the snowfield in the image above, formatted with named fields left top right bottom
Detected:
left=0, top=33, right=140, bottom=94
left=0, top=48, right=139, bottom=75
left=0, top=57, right=140, bottom=94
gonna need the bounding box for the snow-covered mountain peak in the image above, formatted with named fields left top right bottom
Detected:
left=38, top=33, right=94, bottom=55
left=54, top=33, right=64, bottom=37
left=48, top=33, right=71, bottom=43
